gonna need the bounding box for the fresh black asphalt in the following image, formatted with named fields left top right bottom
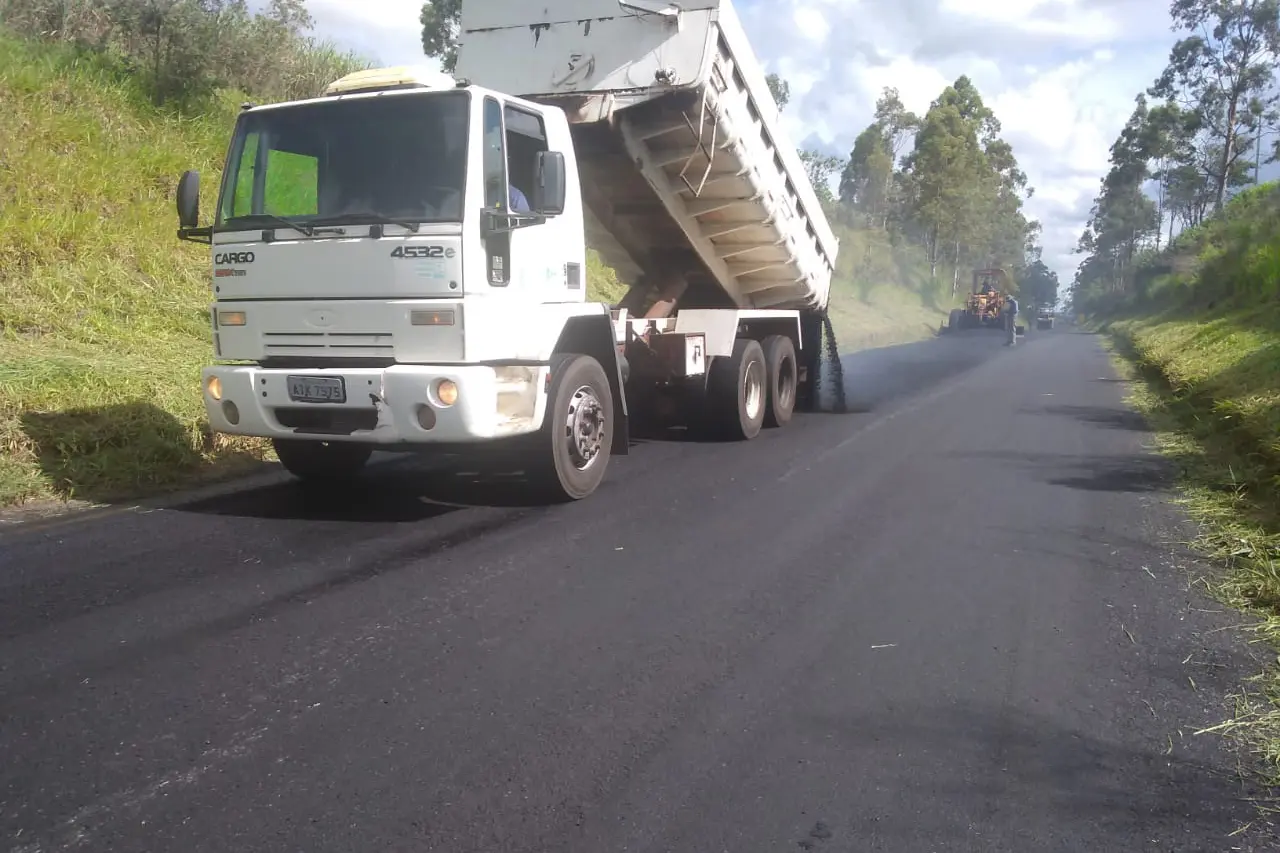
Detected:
left=2, top=327, right=1275, bottom=851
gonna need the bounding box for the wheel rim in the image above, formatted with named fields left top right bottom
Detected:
left=564, top=384, right=606, bottom=471
left=777, top=354, right=796, bottom=410
left=743, top=358, right=764, bottom=420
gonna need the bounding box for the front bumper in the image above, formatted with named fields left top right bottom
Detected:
left=201, top=363, right=547, bottom=444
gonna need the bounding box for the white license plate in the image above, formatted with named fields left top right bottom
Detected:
left=286, top=375, right=346, bottom=403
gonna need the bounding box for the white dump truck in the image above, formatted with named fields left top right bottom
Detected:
left=174, top=0, right=841, bottom=501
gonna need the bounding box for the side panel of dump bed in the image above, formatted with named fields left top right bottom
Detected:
left=455, top=0, right=837, bottom=314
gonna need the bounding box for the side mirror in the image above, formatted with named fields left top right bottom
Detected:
left=531, top=151, right=566, bottom=216
left=177, top=169, right=201, bottom=229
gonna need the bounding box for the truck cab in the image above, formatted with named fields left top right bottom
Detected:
left=177, top=68, right=628, bottom=499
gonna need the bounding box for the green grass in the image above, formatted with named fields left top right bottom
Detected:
left=1092, top=184, right=1280, bottom=791
left=0, top=32, right=945, bottom=509
left=825, top=224, right=950, bottom=348
left=0, top=35, right=267, bottom=507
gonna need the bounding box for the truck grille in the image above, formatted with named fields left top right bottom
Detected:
left=262, top=331, right=395, bottom=358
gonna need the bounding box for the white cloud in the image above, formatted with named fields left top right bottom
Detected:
left=732, top=0, right=1175, bottom=284
left=298, top=0, right=1180, bottom=287
left=305, top=0, right=430, bottom=67
left=791, top=6, right=830, bottom=42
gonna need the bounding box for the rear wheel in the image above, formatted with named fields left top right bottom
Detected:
left=528, top=353, right=614, bottom=501
left=706, top=338, right=766, bottom=440
left=948, top=308, right=963, bottom=330
left=272, top=438, right=372, bottom=482
left=761, top=334, right=797, bottom=428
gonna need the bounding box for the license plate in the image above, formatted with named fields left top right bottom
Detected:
left=286, top=375, right=346, bottom=403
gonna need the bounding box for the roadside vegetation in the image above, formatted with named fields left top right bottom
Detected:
left=1071, top=0, right=1280, bottom=788
left=0, top=0, right=377, bottom=507
left=2, top=0, right=1053, bottom=508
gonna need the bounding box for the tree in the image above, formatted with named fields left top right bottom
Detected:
left=800, top=150, right=842, bottom=205
left=899, top=76, right=1032, bottom=287
left=419, top=0, right=462, bottom=73
left=872, top=87, right=919, bottom=160
left=839, top=123, right=894, bottom=224
left=1148, top=0, right=1280, bottom=211
left=766, top=73, right=789, bottom=110
left=838, top=87, right=919, bottom=228
left=1019, top=259, right=1060, bottom=309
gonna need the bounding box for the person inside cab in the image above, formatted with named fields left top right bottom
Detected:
left=485, top=125, right=532, bottom=214
left=508, top=182, right=531, bottom=213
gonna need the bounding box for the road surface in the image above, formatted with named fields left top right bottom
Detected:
left=2, top=329, right=1274, bottom=852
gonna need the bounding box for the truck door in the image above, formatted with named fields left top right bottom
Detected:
left=479, top=96, right=571, bottom=301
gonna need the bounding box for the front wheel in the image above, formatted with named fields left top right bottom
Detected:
left=272, top=438, right=372, bottom=482
left=529, top=353, right=614, bottom=502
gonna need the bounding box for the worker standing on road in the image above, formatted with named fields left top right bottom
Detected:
left=1004, top=295, right=1019, bottom=347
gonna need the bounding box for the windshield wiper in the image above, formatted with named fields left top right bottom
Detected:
left=223, top=214, right=314, bottom=236
left=311, top=212, right=421, bottom=233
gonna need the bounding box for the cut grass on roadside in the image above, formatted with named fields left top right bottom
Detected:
left=1101, top=306, right=1280, bottom=789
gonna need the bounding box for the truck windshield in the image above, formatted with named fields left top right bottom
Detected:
left=216, top=91, right=469, bottom=229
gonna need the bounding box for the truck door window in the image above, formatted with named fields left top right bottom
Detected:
left=502, top=105, right=547, bottom=213
left=482, top=97, right=507, bottom=210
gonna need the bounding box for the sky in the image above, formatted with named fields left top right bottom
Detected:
left=294, top=0, right=1245, bottom=286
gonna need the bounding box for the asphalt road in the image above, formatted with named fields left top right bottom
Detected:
left=2, top=328, right=1274, bottom=852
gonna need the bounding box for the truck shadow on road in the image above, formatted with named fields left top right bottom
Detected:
left=178, top=475, right=466, bottom=521
left=177, top=463, right=567, bottom=520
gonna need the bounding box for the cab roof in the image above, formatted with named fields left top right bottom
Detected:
left=324, top=65, right=458, bottom=96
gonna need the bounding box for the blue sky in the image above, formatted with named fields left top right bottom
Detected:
left=297, top=0, right=1274, bottom=284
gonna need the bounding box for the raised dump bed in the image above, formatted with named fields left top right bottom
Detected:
left=454, top=0, right=838, bottom=315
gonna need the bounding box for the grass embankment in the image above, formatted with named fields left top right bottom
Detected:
left=0, top=33, right=944, bottom=509
left=826, top=225, right=950, bottom=349
left=1095, top=181, right=1280, bottom=785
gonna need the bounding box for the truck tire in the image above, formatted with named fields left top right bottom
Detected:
left=272, top=438, right=372, bottom=481
left=948, top=308, right=963, bottom=330
left=529, top=353, right=613, bottom=501
left=761, top=334, right=797, bottom=428
left=707, top=338, right=766, bottom=440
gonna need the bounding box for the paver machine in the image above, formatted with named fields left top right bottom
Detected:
left=947, top=267, right=1022, bottom=334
